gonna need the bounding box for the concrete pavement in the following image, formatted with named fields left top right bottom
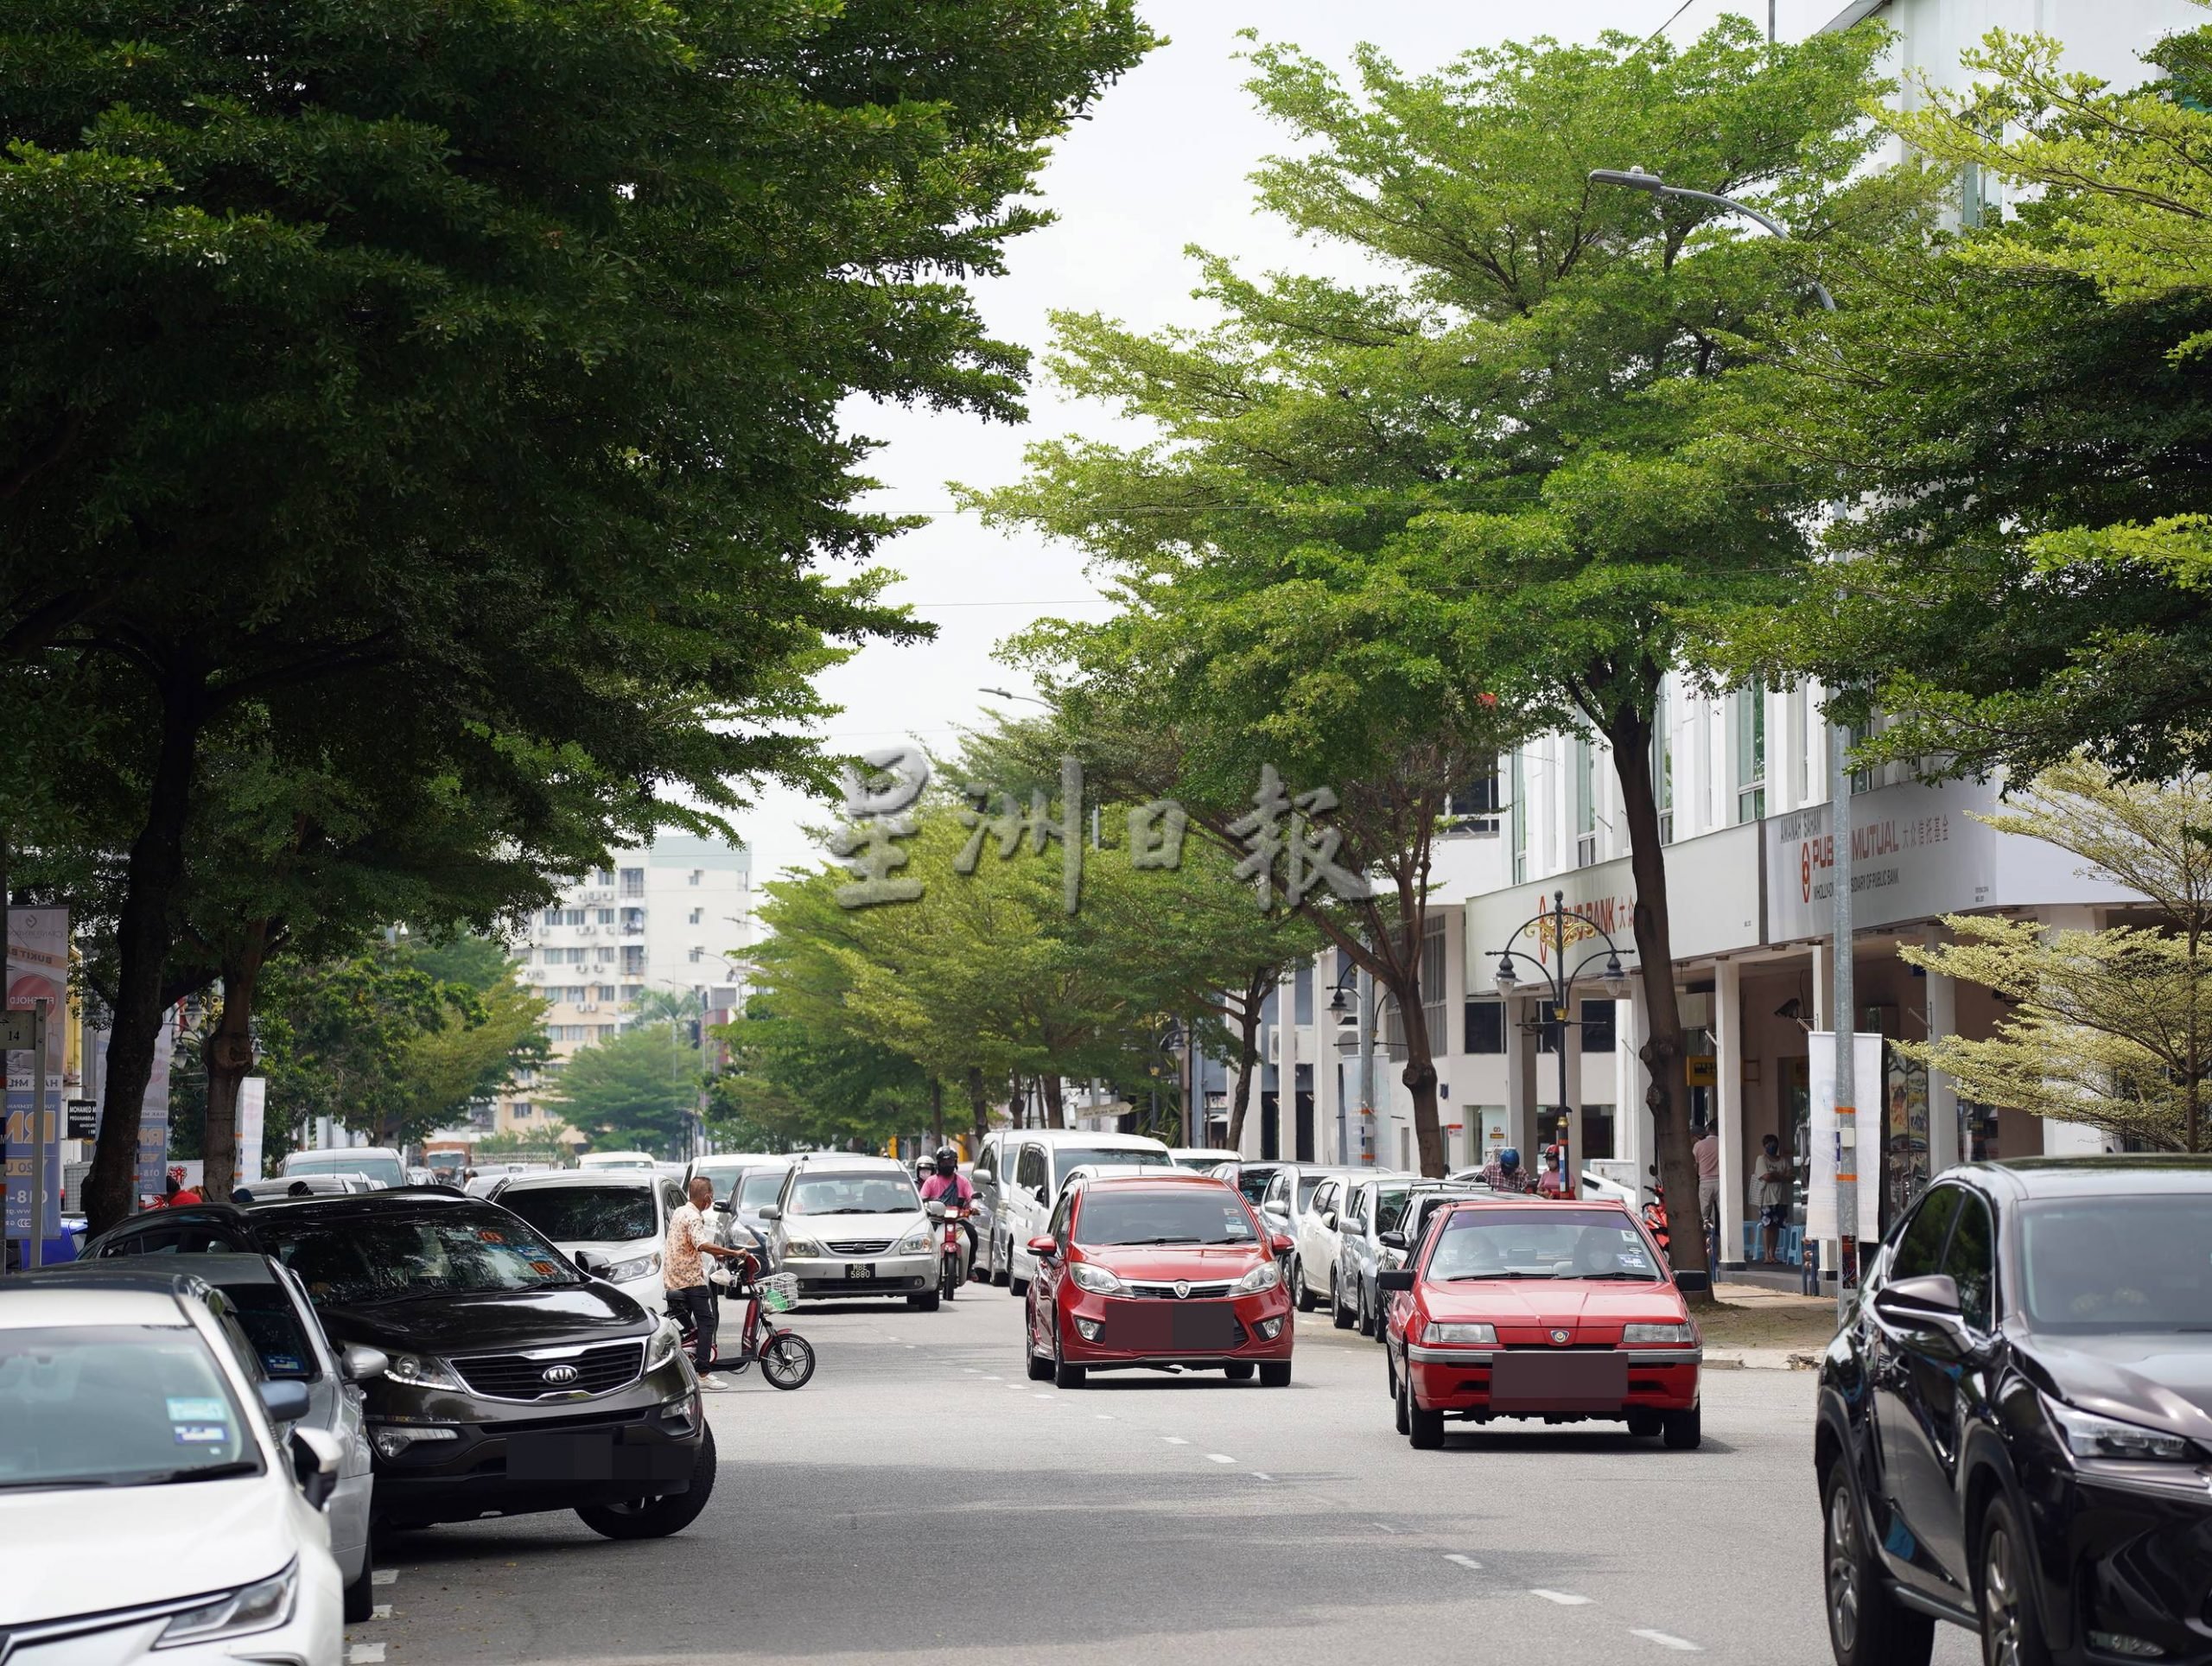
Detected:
left=352, top=1286, right=1977, bottom=1666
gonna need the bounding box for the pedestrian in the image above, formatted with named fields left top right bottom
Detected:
left=1478, top=1146, right=1535, bottom=1195
left=1535, top=1147, right=1569, bottom=1199
left=1751, top=1133, right=1793, bottom=1264
left=1692, top=1121, right=1720, bottom=1245
left=666, top=1177, right=745, bottom=1388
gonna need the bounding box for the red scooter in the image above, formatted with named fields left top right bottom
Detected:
left=688, top=1250, right=816, bottom=1389
left=931, top=1200, right=972, bottom=1302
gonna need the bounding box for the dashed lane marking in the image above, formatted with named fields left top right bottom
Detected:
left=1530, top=1591, right=1593, bottom=1606
left=1444, top=1555, right=1484, bottom=1571
left=370, top=1571, right=397, bottom=1587
left=1205, top=1453, right=1236, bottom=1465
left=1252, top=1472, right=1274, bottom=1481
left=982, top=1374, right=1001, bottom=1380
left=1163, top=1437, right=1189, bottom=1446
left=1374, top=1523, right=1399, bottom=1534
left=1034, top=1393, right=1054, bottom=1400
left=1095, top=1414, right=1115, bottom=1421
left=372, top=1604, right=392, bottom=1620
left=348, top=1646, right=386, bottom=1663
left=1629, top=1631, right=1702, bottom=1652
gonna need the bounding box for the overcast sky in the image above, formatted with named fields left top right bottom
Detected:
left=737, top=0, right=1847, bottom=892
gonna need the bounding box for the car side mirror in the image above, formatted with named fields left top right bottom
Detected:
left=340, top=1344, right=388, bottom=1384
left=1376, top=1269, right=1415, bottom=1293
left=1271, top=1233, right=1295, bottom=1256
left=1379, top=1230, right=1408, bottom=1251
left=1873, top=1272, right=1962, bottom=1326
left=258, top=1378, right=312, bottom=1425
left=759, top=1205, right=782, bottom=1222
left=925, top=1200, right=947, bottom=1220
left=1319, top=1210, right=1338, bottom=1230
left=1027, top=1236, right=1059, bottom=1261
left=712, top=1199, right=732, bottom=1213
left=573, top=1250, right=605, bottom=1277
left=289, top=1426, right=342, bottom=1510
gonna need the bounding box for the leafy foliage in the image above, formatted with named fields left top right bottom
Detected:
left=550, top=1026, right=702, bottom=1160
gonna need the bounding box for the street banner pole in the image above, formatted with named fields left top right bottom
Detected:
left=1829, top=715, right=1857, bottom=1320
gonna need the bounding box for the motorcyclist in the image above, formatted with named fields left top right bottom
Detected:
left=918, top=1147, right=976, bottom=1273
left=1478, top=1146, right=1536, bottom=1196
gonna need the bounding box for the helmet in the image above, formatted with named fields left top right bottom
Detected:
left=933, top=1146, right=957, bottom=1174
left=1497, top=1147, right=1521, bottom=1172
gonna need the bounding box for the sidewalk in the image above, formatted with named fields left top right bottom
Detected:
left=1700, top=1281, right=1837, bottom=1370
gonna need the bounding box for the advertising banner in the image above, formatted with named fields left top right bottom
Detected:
left=1806, top=1032, right=1886, bottom=1243
left=5, top=907, right=68, bottom=1238
left=237, top=1077, right=266, bottom=1185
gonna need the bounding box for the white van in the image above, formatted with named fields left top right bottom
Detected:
left=576, top=1150, right=658, bottom=1171
left=969, top=1129, right=1173, bottom=1294
left=282, top=1147, right=407, bottom=1190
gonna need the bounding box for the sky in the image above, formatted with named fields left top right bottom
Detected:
left=737, top=0, right=1848, bottom=892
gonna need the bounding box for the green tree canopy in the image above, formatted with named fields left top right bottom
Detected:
left=550, top=1027, right=702, bottom=1160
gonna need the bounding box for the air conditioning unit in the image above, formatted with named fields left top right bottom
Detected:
left=582, top=1002, right=599, bottom=1013
left=577, top=925, right=597, bottom=938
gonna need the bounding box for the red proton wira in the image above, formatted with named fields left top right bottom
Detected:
left=1380, top=1198, right=1702, bottom=1449
left=1024, top=1173, right=1294, bottom=1388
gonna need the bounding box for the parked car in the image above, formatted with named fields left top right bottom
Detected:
left=1023, top=1171, right=1294, bottom=1388
left=1, top=1269, right=347, bottom=1664
left=761, top=1154, right=941, bottom=1309
left=969, top=1129, right=1173, bottom=1294
left=577, top=1150, right=658, bottom=1172
left=1167, top=1147, right=1240, bottom=1171
left=488, top=1169, right=687, bottom=1317
left=50, top=1251, right=386, bottom=1620
left=1333, top=1173, right=1420, bottom=1336
left=1287, top=1173, right=1353, bottom=1313
left=1815, top=1155, right=2212, bottom=1666
left=1381, top=1196, right=1700, bottom=1451
left=1253, top=1163, right=1360, bottom=1279
left=238, top=1173, right=377, bottom=1201
left=1211, top=1160, right=1291, bottom=1210
left=283, top=1147, right=407, bottom=1190
left=82, top=1192, right=715, bottom=1538
left=721, top=1158, right=795, bottom=1251
left=687, top=1151, right=779, bottom=1202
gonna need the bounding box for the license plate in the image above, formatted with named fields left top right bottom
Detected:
left=844, top=1262, right=874, bottom=1281
left=1109, top=1303, right=1237, bottom=1352
left=1489, top=1351, right=1629, bottom=1412
left=508, top=1428, right=690, bottom=1484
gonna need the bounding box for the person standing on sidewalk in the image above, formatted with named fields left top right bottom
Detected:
left=1750, top=1133, right=1793, bottom=1264
left=665, top=1177, right=744, bottom=1389
left=1692, top=1122, right=1721, bottom=1271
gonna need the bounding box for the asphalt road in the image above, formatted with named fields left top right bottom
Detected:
left=353, top=1287, right=1979, bottom=1666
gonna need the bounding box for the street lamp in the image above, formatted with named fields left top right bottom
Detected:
left=1589, top=162, right=1856, bottom=1309
left=1484, top=890, right=1636, bottom=1203
left=1325, top=963, right=1375, bottom=1166
left=978, top=685, right=1052, bottom=708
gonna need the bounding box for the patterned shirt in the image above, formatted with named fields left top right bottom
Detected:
left=664, top=1202, right=712, bottom=1291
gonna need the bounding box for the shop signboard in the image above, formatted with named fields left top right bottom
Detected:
left=5, top=907, right=67, bottom=1240
left=1806, top=1031, right=1886, bottom=1243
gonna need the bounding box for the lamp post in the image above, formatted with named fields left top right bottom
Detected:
left=1590, top=163, right=1857, bottom=1309
left=1487, top=890, right=1633, bottom=1199
left=1327, top=965, right=1368, bottom=1167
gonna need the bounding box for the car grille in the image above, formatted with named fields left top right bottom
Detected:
left=824, top=1238, right=896, bottom=1255
left=453, top=1340, right=645, bottom=1401
left=1122, top=1280, right=1234, bottom=1299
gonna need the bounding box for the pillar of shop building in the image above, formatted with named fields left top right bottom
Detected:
left=2038, top=908, right=2114, bottom=1156
left=1923, top=927, right=1962, bottom=1175
left=1504, top=992, right=1539, bottom=1163
left=1558, top=988, right=1583, bottom=1178
left=1614, top=976, right=1651, bottom=1186
left=1714, top=961, right=1745, bottom=1269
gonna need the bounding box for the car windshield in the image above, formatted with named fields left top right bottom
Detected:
left=787, top=1174, right=920, bottom=1216
left=1075, top=1189, right=1257, bottom=1248
left=0, top=1324, right=264, bottom=1489
left=221, top=1283, right=321, bottom=1380
left=1298, top=1176, right=1330, bottom=1206
left=689, top=1162, right=748, bottom=1195
left=1235, top=1168, right=1275, bottom=1205
left=738, top=1168, right=791, bottom=1209
left=1373, top=1185, right=1414, bottom=1232
left=2019, top=1197, right=2212, bottom=1333
left=289, top=1153, right=405, bottom=1188
left=498, top=1186, right=657, bottom=1243
left=259, top=1209, right=584, bottom=1303
left=1426, top=1208, right=1660, bottom=1281
left=1171, top=1154, right=1224, bottom=1170
left=1051, top=1148, right=1169, bottom=1186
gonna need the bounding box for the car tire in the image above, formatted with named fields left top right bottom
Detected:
left=1052, top=1326, right=1086, bottom=1389
left=1821, top=1464, right=1934, bottom=1666
left=1290, top=1255, right=1314, bottom=1312
left=1010, top=1270, right=1029, bottom=1297
left=990, top=1236, right=1011, bottom=1287
left=1394, top=1362, right=1409, bottom=1434
left=1331, top=1273, right=1354, bottom=1331
left=575, top=1424, right=717, bottom=1541
left=1259, top=1361, right=1292, bottom=1388
left=1624, top=1407, right=1662, bottom=1438
left=342, top=1554, right=375, bottom=1625
left=1356, top=1282, right=1376, bottom=1338
left=907, top=1291, right=941, bottom=1311
left=1977, top=1495, right=2054, bottom=1666
left=1403, top=1371, right=1443, bottom=1448
left=1024, top=1300, right=1054, bottom=1381
left=1224, top=1361, right=1256, bottom=1382
left=1661, top=1406, right=1701, bottom=1450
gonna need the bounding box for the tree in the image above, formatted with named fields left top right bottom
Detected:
left=550, top=1028, right=704, bottom=1160
left=977, top=23, right=1892, bottom=1218
left=1, top=0, right=1155, bottom=1229
left=1898, top=758, right=2212, bottom=1151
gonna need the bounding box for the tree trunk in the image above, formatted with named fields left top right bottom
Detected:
left=966, top=1065, right=990, bottom=1148
left=1391, top=980, right=1445, bottom=1177
left=928, top=1076, right=944, bottom=1147
left=202, top=922, right=271, bottom=1200
left=1007, top=1073, right=1025, bottom=1131
left=1605, top=703, right=1707, bottom=1287
left=86, top=671, right=203, bottom=1232
left=1226, top=972, right=1266, bottom=1150
left=1040, top=1073, right=1065, bottom=1129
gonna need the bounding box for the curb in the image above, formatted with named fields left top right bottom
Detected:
left=1705, top=1349, right=1821, bottom=1372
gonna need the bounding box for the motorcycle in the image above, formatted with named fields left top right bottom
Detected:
left=927, top=1199, right=971, bottom=1302
left=684, top=1250, right=816, bottom=1389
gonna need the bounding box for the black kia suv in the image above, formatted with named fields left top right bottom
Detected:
left=1815, top=1155, right=2212, bottom=1666
left=84, top=1190, right=715, bottom=1539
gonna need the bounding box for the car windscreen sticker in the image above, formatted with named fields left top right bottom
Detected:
left=166, top=1396, right=228, bottom=1422
left=264, top=1353, right=304, bottom=1374
left=173, top=1423, right=229, bottom=1444
left=1616, top=1230, right=1652, bottom=1270
left=476, top=1228, right=506, bottom=1243
left=529, top=1259, right=558, bottom=1275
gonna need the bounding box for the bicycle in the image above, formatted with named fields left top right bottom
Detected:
left=696, top=1255, right=817, bottom=1389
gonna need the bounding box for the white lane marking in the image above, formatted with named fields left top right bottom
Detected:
left=1629, top=1631, right=1703, bottom=1652
left=1444, top=1554, right=1484, bottom=1571
left=349, top=1646, right=387, bottom=1664
left=982, top=1374, right=1001, bottom=1380
left=370, top=1570, right=397, bottom=1587
left=963, top=1367, right=979, bottom=1373
left=1095, top=1414, right=1115, bottom=1421
left=1163, top=1436, right=1189, bottom=1446
left=1530, top=1590, right=1594, bottom=1606
left=1252, top=1472, right=1274, bottom=1481
left=1374, top=1523, right=1399, bottom=1534
left=1034, top=1393, right=1054, bottom=1400
left=906, top=1345, right=917, bottom=1350
left=372, top=1604, right=392, bottom=1620
left=1205, top=1453, right=1236, bottom=1465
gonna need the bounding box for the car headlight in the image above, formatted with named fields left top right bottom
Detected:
left=1230, top=1262, right=1281, bottom=1296
left=893, top=1227, right=935, bottom=1256
left=369, top=1424, right=460, bottom=1461
left=645, top=1318, right=683, bottom=1373
left=1069, top=1262, right=1125, bottom=1295
left=156, top=1560, right=297, bottom=1648
left=2044, top=1394, right=2200, bottom=1462
left=783, top=1236, right=826, bottom=1258
left=1621, top=1322, right=1695, bottom=1345
left=382, top=1351, right=464, bottom=1390
left=1423, top=1321, right=1497, bottom=1345
left=603, top=1252, right=660, bottom=1282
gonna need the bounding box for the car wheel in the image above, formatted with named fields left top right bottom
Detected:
left=760, top=1331, right=816, bottom=1389
left=1224, top=1361, right=1256, bottom=1381
left=1010, top=1269, right=1030, bottom=1297
left=1624, top=1407, right=1662, bottom=1438
left=990, top=1235, right=1011, bottom=1287
left=1821, top=1465, right=1934, bottom=1666
left=1052, top=1323, right=1086, bottom=1389
left=1289, top=1255, right=1314, bottom=1312
left=575, top=1424, right=717, bottom=1541
left=1024, top=1300, right=1054, bottom=1381
left=1978, top=1496, right=2054, bottom=1666
left=1331, top=1272, right=1354, bottom=1330
left=342, top=1553, right=375, bottom=1625
left=1356, top=1281, right=1376, bottom=1338
left=1661, top=1406, right=1701, bottom=1450
left=1259, top=1361, right=1292, bottom=1388
left=907, top=1291, right=941, bottom=1312
left=1394, top=1359, right=1409, bottom=1434
left=1404, top=1370, right=1443, bottom=1448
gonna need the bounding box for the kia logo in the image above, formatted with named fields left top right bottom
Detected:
left=541, top=1364, right=581, bottom=1386
left=1549, top=1329, right=1570, bottom=1345
left=1173, top=1281, right=1192, bottom=1300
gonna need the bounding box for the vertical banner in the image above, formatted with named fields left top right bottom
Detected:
left=6, top=907, right=68, bottom=1239
left=1806, top=1032, right=1886, bottom=1241
left=236, top=1077, right=266, bottom=1186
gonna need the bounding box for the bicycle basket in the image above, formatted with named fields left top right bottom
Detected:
left=760, top=1272, right=798, bottom=1313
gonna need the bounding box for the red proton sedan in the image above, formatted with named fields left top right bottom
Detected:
left=1024, top=1173, right=1295, bottom=1388
left=1380, top=1197, right=1702, bottom=1449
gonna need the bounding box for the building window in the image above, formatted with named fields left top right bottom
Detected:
left=620, top=867, right=645, bottom=899
left=1510, top=752, right=1528, bottom=884
left=688, top=869, right=703, bottom=886
left=622, top=982, right=644, bottom=1001
left=1847, top=716, right=1875, bottom=795
left=1441, top=767, right=1500, bottom=835
left=513, top=1103, right=533, bottom=1119
left=1464, top=1000, right=1505, bottom=1054
left=1580, top=998, right=1617, bottom=1054
left=620, top=906, right=645, bottom=933
left=595, top=907, right=615, bottom=925
left=1573, top=734, right=1598, bottom=868
left=621, top=946, right=646, bottom=976
left=1420, top=915, right=1448, bottom=1053
left=688, top=907, right=703, bottom=925
left=1653, top=686, right=1674, bottom=845
left=688, top=945, right=705, bottom=964
left=593, top=868, right=614, bottom=887
left=1736, top=682, right=1766, bottom=823
left=597, top=984, right=618, bottom=1001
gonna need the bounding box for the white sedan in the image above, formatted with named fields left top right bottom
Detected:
left=1, top=1271, right=346, bottom=1664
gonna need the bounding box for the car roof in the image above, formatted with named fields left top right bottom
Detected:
left=495, top=1169, right=660, bottom=1190
left=1074, top=1170, right=1231, bottom=1191
left=290, top=1146, right=400, bottom=1158
left=243, top=1191, right=490, bottom=1223
left=0, top=1271, right=204, bottom=1329
left=1007, top=1131, right=1171, bottom=1148
left=1434, top=1193, right=1628, bottom=1216
left=1961, top=1154, right=2212, bottom=1199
